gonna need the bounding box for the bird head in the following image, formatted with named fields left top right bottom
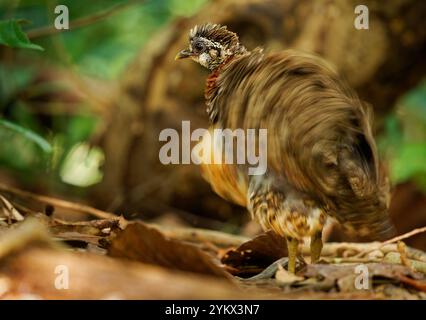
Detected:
left=175, top=23, right=246, bottom=70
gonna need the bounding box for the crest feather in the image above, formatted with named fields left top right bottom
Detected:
left=190, top=23, right=239, bottom=47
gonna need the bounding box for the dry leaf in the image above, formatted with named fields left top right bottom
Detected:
left=108, top=222, right=231, bottom=278
left=49, top=218, right=119, bottom=249
left=221, top=231, right=287, bottom=276
left=0, top=220, right=252, bottom=299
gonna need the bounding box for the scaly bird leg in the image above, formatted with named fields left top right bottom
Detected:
left=286, top=236, right=299, bottom=273
left=310, top=230, right=323, bottom=263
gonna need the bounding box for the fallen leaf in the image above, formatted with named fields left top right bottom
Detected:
left=0, top=220, right=252, bottom=299
left=47, top=217, right=119, bottom=250
left=221, top=231, right=287, bottom=276
left=108, top=222, right=231, bottom=278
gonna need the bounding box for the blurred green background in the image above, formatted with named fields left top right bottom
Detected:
left=0, top=0, right=207, bottom=190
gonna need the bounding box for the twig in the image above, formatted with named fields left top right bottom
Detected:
left=325, top=257, right=382, bottom=264
left=0, top=183, right=116, bottom=220
left=27, top=0, right=144, bottom=39
left=397, top=241, right=412, bottom=268
left=0, top=184, right=249, bottom=247
left=148, top=223, right=250, bottom=248
left=353, top=226, right=426, bottom=259
left=383, top=226, right=426, bottom=246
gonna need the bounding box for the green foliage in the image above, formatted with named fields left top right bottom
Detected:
left=1, top=0, right=206, bottom=79
left=392, top=144, right=426, bottom=189
left=379, top=80, right=426, bottom=191
left=0, top=0, right=207, bottom=188
left=0, top=119, right=52, bottom=153
left=0, top=117, right=52, bottom=179
left=0, top=63, right=36, bottom=105
left=0, top=19, right=43, bottom=51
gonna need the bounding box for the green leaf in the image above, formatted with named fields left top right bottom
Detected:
left=0, top=119, right=52, bottom=153
left=390, top=143, right=426, bottom=184
left=60, top=142, right=104, bottom=187
left=0, top=19, right=44, bottom=51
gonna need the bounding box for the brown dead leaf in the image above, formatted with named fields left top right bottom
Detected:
left=0, top=219, right=254, bottom=299
left=0, top=193, right=120, bottom=252
left=0, top=247, right=255, bottom=299
left=108, top=222, right=231, bottom=279
left=221, top=231, right=287, bottom=276
left=42, top=217, right=119, bottom=250
left=50, top=218, right=119, bottom=233
left=49, top=218, right=118, bottom=239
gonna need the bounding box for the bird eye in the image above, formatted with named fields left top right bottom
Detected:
left=193, top=41, right=205, bottom=53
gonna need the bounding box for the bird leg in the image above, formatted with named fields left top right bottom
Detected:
left=310, top=230, right=323, bottom=263
left=286, top=236, right=299, bottom=273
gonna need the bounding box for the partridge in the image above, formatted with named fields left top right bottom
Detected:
left=176, top=23, right=395, bottom=273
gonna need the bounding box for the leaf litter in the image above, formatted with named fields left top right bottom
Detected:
left=0, top=188, right=424, bottom=299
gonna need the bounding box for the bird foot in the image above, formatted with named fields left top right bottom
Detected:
left=310, top=231, right=323, bottom=264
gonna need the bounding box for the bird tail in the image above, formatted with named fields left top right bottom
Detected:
left=340, top=208, right=396, bottom=241
left=338, top=149, right=396, bottom=241
left=331, top=102, right=395, bottom=241
left=339, top=196, right=396, bottom=241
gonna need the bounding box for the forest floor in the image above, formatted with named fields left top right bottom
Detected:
left=0, top=183, right=425, bottom=299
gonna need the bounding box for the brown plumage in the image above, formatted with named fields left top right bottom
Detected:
left=176, top=23, right=395, bottom=272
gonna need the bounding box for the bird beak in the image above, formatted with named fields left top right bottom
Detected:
left=175, top=49, right=193, bottom=60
